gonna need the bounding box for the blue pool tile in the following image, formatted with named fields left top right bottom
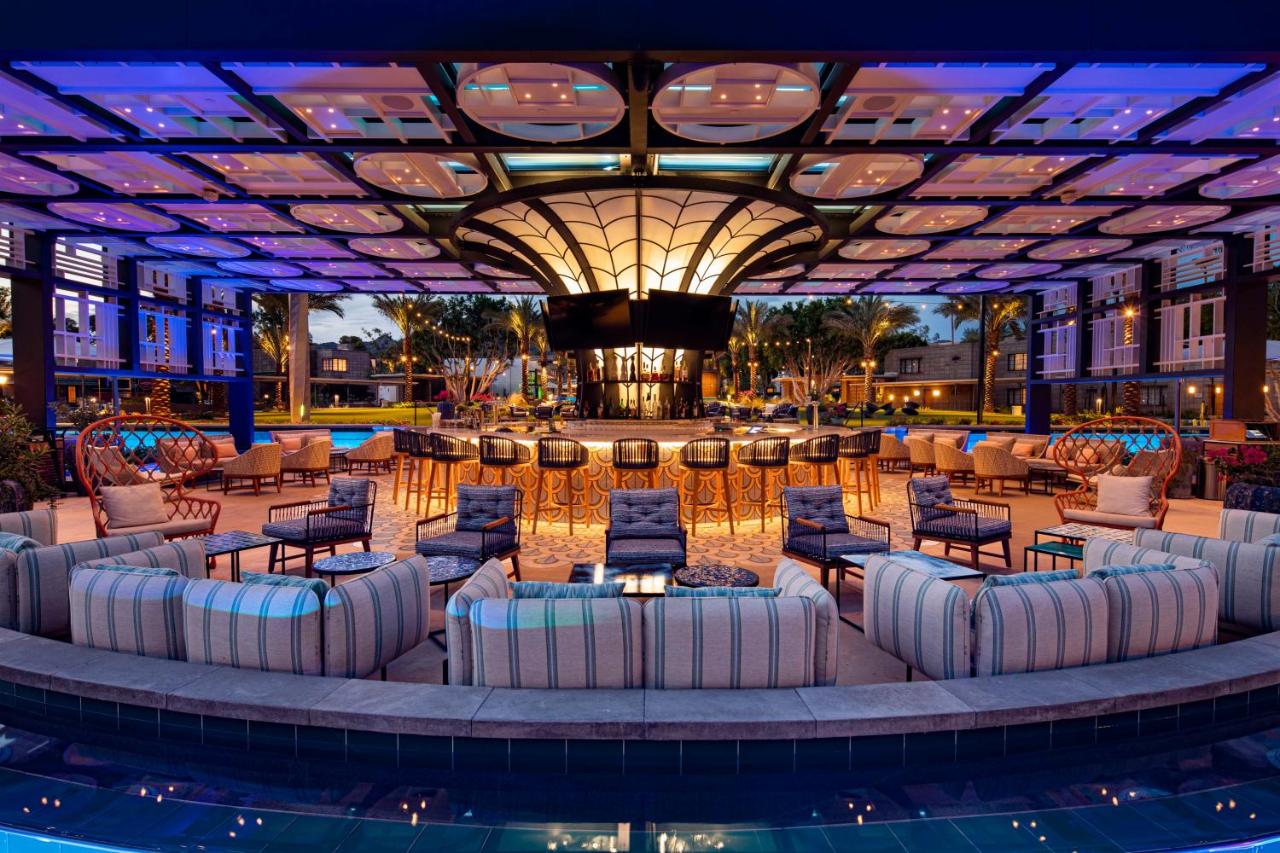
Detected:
left=1005, top=722, right=1051, bottom=755
left=681, top=739, right=737, bottom=774
left=202, top=716, right=247, bottom=751
left=956, top=727, right=1004, bottom=761
left=738, top=739, right=795, bottom=774
left=1249, top=685, right=1280, bottom=714
left=117, top=703, right=159, bottom=738
left=566, top=739, right=624, bottom=774
left=797, top=737, right=851, bottom=772
left=453, top=737, right=508, bottom=772
left=159, top=709, right=201, bottom=744
left=850, top=735, right=903, bottom=770
left=297, top=725, right=347, bottom=762
left=888, top=817, right=983, bottom=851
left=332, top=818, right=424, bottom=853
left=43, top=690, right=79, bottom=723
left=1215, top=693, right=1249, bottom=723
left=625, top=739, right=680, bottom=775
left=509, top=738, right=566, bottom=774
left=1050, top=717, right=1096, bottom=750
left=400, top=734, right=452, bottom=770
left=1139, top=704, right=1178, bottom=736
left=249, top=720, right=297, bottom=755
left=1095, top=711, right=1139, bottom=743
left=822, top=823, right=907, bottom=852
left=1179, top=699, right=1215, bottom=730
left=346, top=729, right=397, bottom=765
left=905, top=731, right=955, bottom=766
left=407, top=824, right=493, bottom=853
left=80, top=697, right=118, bottom=730
left=12, top=684, right=44, bottom=717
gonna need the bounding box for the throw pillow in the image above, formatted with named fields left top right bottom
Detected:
left=75, top=564, right=179, bottom=577
left=278, top=434, right=305, bottom=453
left=984, top=435, right=1017, bottom=451
left=510, top=581, right=625, bottom=599
left=1258, top=533, right=1280, bottom=547
left=99, top=483, right=169, bottom=528
left=1011, top=440, right=1041, bottom=458
left=209, top=436, right=239, bottom=460
left=664, top=585, right=781, bottom=598
left=242, top=571, right=329, bottom=603
left=1088, top=562, right=1177, bottom=580
left=0, top=532, right=39, bottom=555
left=933, top=433, right=966, bottom=448
left=980, top=569, right=1078, bottom=592
left=1096, top=474, right=1154, bottom=517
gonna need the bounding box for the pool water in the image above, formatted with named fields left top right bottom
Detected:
left=3, top=714, right=1280, bottom=851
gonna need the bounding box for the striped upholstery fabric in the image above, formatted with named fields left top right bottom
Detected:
left=80, top=539, right=206, bottom=579
left=973, top=578, right=1108, bottom=676
left=0, top=509, right=56, bottom=545
left=774, top=558, right=840, bottom=686
left=444, top=559, right=510, bottom=686
left=68, top=565, right=188, bottom=660
left=183, top=579, right=323, bottom=675
left=14, top=532, right=164, bottom=636
left=1082, top=539, right=1211, bottom=574
left=1219, top=509, right=1280, bottom=544
left=323, top=556, right=432, bottom=679
left=643, top=597, right=817, bottom=689
left=862, top=554, right=971, bottom=681
left=1133, top=528, right=1280, bottom=631
left=470, top=597, right=642, bottom=688
left=1102, top=565, right=1218, bottom=663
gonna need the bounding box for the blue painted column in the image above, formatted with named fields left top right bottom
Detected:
left=227, top=289, right=255, bottom=451
left=10, top=232, right=55, bottom=430
left=1024, top=291, right=1050, bottom=435
left=186, top=276, right=205, bottom=381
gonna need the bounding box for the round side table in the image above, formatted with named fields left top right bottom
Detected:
left=672, top=563, right=761, bottom=588
left=425, top=555, right=482, bottom=648
left=313, top=551, right=397, bottom=586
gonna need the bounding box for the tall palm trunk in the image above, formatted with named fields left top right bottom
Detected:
left=519, top=352, right=530, bottom=400
left=1063, top=384, right=1078, bottom=416
left=402, top=337, right=415, bottom=404
left=862, top=363, right=875, bottom=406
left=982, top=346, right=999, bottom=414
left=1121, top=313, right=1140, bottom=415
left=748, top=342, right=759, bottom=393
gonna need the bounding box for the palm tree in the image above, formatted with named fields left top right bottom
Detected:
left=0, top=284, right=10, bottom=338
left=732, top=302, right=787, bottom=394
left=825, top=297, right=919, bottom=405
left=934, top=296, right=1026, bottom=414
left=372, top=294, right=440, bottom=404
left=486, top=297, right=546, bottom=402
left=252, top=293, right=346, bottom=410
left=935, top=299, right=967, bottom=343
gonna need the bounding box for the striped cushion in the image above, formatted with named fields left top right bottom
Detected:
left=510, top=581, right=624, bottom=599
left=1219, top=509, right=1280, bottom=544
left=14, top=532, right=165, bottom=636
left=444, top=558, right=510, bottom=686
left=1087, top=563, right=1176, bottom=580
left=470, top=597, right=642, bottom=689
left=0, top=509, right=56, bottom=545
left=69, top=565, right=187, bottom=660
left=973, top=578, right=1108, bottom=677
left=1133, top=529, right=1280, bottom=631
left=863, top=554, right=971, bottom=681
left=242, top=571, right=328, bottom=603
left=0, top=533, right=40, bottom=555
left=774, top=558, right=839, bottom=686
left=183, top=579, right=322, bottom=675
left=323, top=556, right=432, bottom=679
left=1083, top=539, right=1212, bottom=574
left=81, top=540, right=206, bottom=579
left=1103, top=565, right=1218, bottom=663
left=981, top=569, right=1078, bottom=589
left=643, top=597, right=817, bottom=689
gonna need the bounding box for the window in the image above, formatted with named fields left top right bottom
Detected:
left=1140, top=386, right=1166, bottom=408
left=1006, top=352, right=1027, bottom=372
left=321, top=357, right=348, bottom=373
left=1006, top=385, right=1026, bottom=408
left=900, top=357, right=922, bottom=375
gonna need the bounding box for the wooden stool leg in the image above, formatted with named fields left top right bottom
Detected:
left=757, top=468, right=767, bottom=533
left=721, top=468, right=735, bottom=535
left=567, top=471, right=575, bottom=537
left=444, top=463, right=454, bottom=514
left=690, top=471, right=700, bottom=537
left=854, top=461, right=864, bottom=516
left=392, top=455, right=405, bottom=503
left=532, top=469, right=545, bottom=534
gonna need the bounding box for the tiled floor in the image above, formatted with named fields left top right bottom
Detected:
left=50, top=469, right=1223, bottom=687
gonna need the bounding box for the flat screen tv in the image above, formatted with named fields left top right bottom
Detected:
left=544, top=291, right=636, bottom=350
left=640, top=291, right=734, bottom=350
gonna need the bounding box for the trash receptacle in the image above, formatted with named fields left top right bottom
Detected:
left=1202, top=458, right=1223, bottom=501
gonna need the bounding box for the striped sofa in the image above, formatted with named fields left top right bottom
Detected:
left=183, top=578, right=324, bottom=675
left=864, top=542, right=1219, bottom=680
left=1132, top=522, right=1280, bottom=633
left=1219, top=508, right=1280, bottom=544
left=323, top=556, right=433, bottom=679
left=69, top=565, right=188, bottom=660
left=445, top=557, right=839, bottom=689
left=0, top=508, right=58, bottom=631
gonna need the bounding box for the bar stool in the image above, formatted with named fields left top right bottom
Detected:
left=532, top=436, right=590, bottom=535
left=738, top=436, right=791, bottom=532
left=426, top=432, right=479, bottom=514
left=477, top=434, right=532, bottom=486
left=839, top=429, right=881, bottom=515
left=403, top=430, right=433, bottom=512
left=677, top=437, right=734, bottom=536
left=790, top=434, right=841, bottom=487
left=611, top=438, right=660, bottom=489
left=391, top=427, right=415, bottom=504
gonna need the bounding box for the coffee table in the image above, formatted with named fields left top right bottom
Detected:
left=313, top=551, right=397, bottom=586
left=195, top=530, right=282, bottom=582
left=672, top=563, right=760, bottom=588
left=568, top=563, right=672, bottom=596
left=1036, top=523, right=1135, bottom=546
left=425, top=555, right=482, bottom=648
left=841, top=550, right=984, bottom=581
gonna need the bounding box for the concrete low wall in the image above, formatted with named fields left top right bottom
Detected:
left=2, top=626, right=1278, bottom=743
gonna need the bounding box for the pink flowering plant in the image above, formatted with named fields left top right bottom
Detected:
left=1206, top=444, right=1280, bottom=486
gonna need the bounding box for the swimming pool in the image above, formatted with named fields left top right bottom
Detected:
left=2, top=712, right=1280, bottom=851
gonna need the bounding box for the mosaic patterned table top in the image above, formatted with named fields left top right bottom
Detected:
left=1037, top=523, right=1135, bottom=544
left=196, top=530, right=281, bottom=557
left=427, top=555, right=481, bottom=585
left=673, top=563, right=761, bottom=588
left=313, top=551, right=397, bottom=575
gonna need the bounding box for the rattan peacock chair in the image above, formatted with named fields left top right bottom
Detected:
left=1051, top=416, right=1181, bottom=530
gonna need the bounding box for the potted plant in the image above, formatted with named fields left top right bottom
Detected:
left=0, top=400, right=59, bottom=512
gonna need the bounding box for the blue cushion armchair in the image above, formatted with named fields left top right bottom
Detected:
left=780, top=486, right=890, bottom=619
left=605, top=488, right=687, bottom=568
left=416, top=485, right=522, bottom=580
left=907, top=475, right=1012, bottom=572
left=262, top=477, right=377, bottom=577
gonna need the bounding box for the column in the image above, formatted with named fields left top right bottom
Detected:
left=228, top=289, right=255, bottom=451
left=1222, top=236, right=1268, bottom=421
left=1024, top=291, right=1050, bottom=434
left=288, top=293, right=310, bottom=423
left=10, top=233, right=55, bottom=430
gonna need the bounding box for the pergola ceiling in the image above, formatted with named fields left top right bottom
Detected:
left=0, top=56, right=1276, bottom=297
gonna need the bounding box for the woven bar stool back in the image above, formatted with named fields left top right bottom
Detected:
left=677, top=437, right=734, bottom=536
left=479, top=435, right=532, bottom=485
left=739, top=436, right=791, bottom=532
left=611, top=438, right=660, bottom=489
left=533, top=437, right=591, bottom=534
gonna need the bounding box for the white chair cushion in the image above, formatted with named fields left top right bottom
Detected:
left=1096, top=474, right=1154, bottom=517
left=100, top=483, right=169, bottom=528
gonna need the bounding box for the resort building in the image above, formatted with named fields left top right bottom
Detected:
left=2, top=4, right=1280, bottom=851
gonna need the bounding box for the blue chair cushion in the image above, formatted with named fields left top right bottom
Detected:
left=783, top=486, right=849, bottom=538
left=415, top=530, right=516, bottom=560
left=0, top=532, right=40, bottom=555
left=909, top=476, right=955, bottom=521
left=980, top=569, right=1078, bottom=591
left=262, top=517, right=366, bottom=544
left=1088, top=562, right=1178, bottom=580
left=610, top=488, right=680, bottom=535
left=510, top=581, right=624, bottom=599
left=917, top=513, right=1011, bottom=541
left=456, top=485, right=518, bottom=533
left=786, top=531, right=887, bottom=559
left=241, top=571, right=329, bottom=603
left=607, top=537, right=687, bottom=564
left=328, top=478, right=372, bottom=522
